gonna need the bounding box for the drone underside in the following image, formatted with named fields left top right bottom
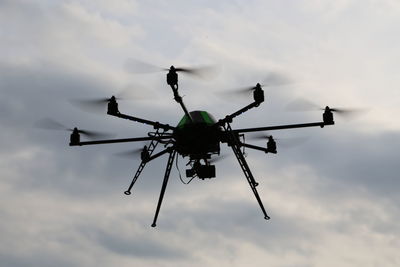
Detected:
left=69, top=66, right=335, bottom=227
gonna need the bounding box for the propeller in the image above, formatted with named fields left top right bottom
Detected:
left=69, top=96, right=117, bottom=113
left=209, top=154, right=230, bottom=164
left=172, top=65, right=218, bottom=79
left=231, top=83, right=264, bottom=95
left=285, top=98, right=363, bottom=118
left=114, top=147, right=143, bottom=158
left=124, top=58, right=217, bottom=79
left=69, top=83, right=151, bottom=114
left=248, top=132, right=274, bottom=140
left=248, top=132, right=308, bottom=148
left=124, top=58, right=166, bottom=73
left=34, top=118, right=114, bottom=139
left=224, top=72, right=292, bottom=96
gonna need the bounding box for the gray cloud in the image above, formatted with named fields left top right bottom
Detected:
left=1, top=1, right=400, bottom=267
left=281, top=129, right=400, bottom=198
left=82, top=227, right=188, bottom=259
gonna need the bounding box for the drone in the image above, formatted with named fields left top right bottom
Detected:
left=64, top=65, right=338, bottom=227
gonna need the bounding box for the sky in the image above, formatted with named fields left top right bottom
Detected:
left=1, top=0, right=400, bottom=266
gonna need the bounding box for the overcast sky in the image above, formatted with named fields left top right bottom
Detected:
left=1, top=0, right=400, bottom=266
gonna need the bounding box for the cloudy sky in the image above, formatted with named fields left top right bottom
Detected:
left=1, top=0, right=400, bottom=266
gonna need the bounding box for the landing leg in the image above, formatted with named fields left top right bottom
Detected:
left=151, top=150, right=176, bottom=227
left=224, top=123, right=270, bottom=220
left=124, top=130, right=163, bottom=195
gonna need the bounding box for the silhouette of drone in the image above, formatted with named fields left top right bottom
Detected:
left=67, top=64, right=337, bottom=227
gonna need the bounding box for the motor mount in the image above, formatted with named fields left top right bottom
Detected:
left=107, top=96, right=119, bottom=115
left=253, top=83, right=265, bottom=104
left=69, top=128, right=80, bottom=146
left=323, top=106, right=335, bottom=125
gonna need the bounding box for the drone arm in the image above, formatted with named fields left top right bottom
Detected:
left=220, top=102, right=259, bottom=124
left=239, top=142, right=269, bottom=153
left=217, top=98, right=263, bottom=126
left=70, top=136, right=171, bottom=146
left=170, top=86, right=193, bottom=122
left=216, top=86, right=265, bottom=125
left=178, top=100, right=191, bottom=121
left=110, top=113, right=175, bottom=131
left=233, top=121, right=327, bottom=134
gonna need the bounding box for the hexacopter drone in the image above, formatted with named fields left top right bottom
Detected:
left=66, top=65, right=337, bottom=227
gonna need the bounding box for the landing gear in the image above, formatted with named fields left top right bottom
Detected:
left=224, top=123, right=271, bottom=220
left=151, top=150, right=176, bottom=227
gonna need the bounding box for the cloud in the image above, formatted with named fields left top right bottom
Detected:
left=1, top=1, right=400, bottom=267
left=83, top=228, right=188, bottom=259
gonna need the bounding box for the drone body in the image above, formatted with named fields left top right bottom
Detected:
left=175, top=111, right=220, bottom=158
left=69, top=65, right=335, bottom=227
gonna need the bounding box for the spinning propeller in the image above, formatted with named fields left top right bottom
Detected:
left=224, top=72, right=292, bottom=96
left=114, top=147, right=144, bottom=158
left=69, top=83, right=151, bottom=113
left=124, top=58, right=217, bottom=79
left=248, top=132, right=308, bottom=148
left=35, top=118, right=114, bottom=139
left=70, top=95, right=119, bottom=113
left=208, top=154, right=230, bottom=163
left=286, top=98, right=362, bottom=118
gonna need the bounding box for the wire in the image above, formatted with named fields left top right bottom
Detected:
left=176, top=155, right=196, bottom=185
left=186, top=176, right=196, bottom=184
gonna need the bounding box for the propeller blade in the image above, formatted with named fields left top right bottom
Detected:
left=70, top=83, right=152, bottom=114
left=286, top=98, right=365, bottom=118
left=222, top=83, right=262, bottom=96
left=174, top=65, right=218, bottom=79
left=247, top=132, right=273, bottom=140
left=209, top=154, right=229, bottom=163
left=34, top=118, right=69, bottom=131
left=223, top=71, right=291, bottom=96
left=77, top=129, right=115, bottom=139
left=124, top=58, right=218, bottom=79
left=324, top=107, right=365, bottom=118
left=232, top=85, right=258, bottom=94
left=35, top=118, right=115, bottom=140
left=69, top=97, right=111, bottom=113
left=114, top=148, right=143, bottom=158
left=247, top=132, right=308, bottom=148
left=124, top=58, right=165, bottom=73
